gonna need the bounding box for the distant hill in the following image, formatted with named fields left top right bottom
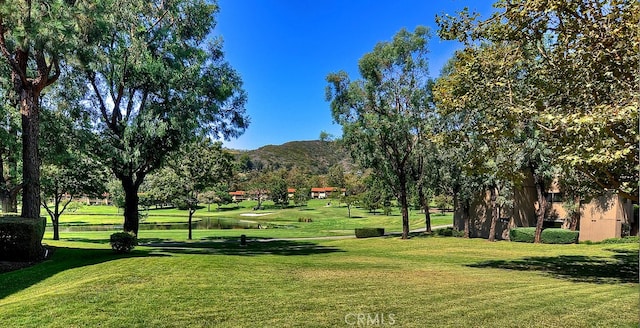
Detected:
left=231, top=140, right=354, bottom=175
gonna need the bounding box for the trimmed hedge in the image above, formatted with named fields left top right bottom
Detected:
left=541, top=228, right=579, bottom=244
left=509, top=227, right=536, bottom=243
left=509, top=227, right=579, bottom=244
left=0, top=216, right=46, bottom=261
left=110, top=232, right=137, bottom=253
left=355, top=228, right=385, bottom=238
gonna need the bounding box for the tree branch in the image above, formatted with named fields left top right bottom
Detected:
left=87, top=71, right=115, bottom=131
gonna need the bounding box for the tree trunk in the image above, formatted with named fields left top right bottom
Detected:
left=347, top=204, right=351, bottom=218
left=20, top=87, right=41, bottom=219
left=533, top=173, right=548, bottom=243
left=399, top=175, right=410, bottom=239
left=488, top=185, right=499, bottom=242
left=188, top=209, right=194, bottom=240
left=462, top=198, right=471, bottom=238
left=569, top=196, right=580, bottom=231
left=53, top=214, right=60, bottom=240
left=122, top=176, right=140, bottom=235
left=419, top=187, right=431, bottom=233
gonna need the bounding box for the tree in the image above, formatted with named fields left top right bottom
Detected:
left=437, top=0, right=639, bottom=202
left=198, top=185, right=233, bottom=211
left=326, top=164, right=345, bottom=189
left=287, top=166, right=310, bottom=207
left=167, top=139, right=234, bottom=240
left=327, top=27, right=432, bottom=239
left=246, top=171, right=270, bottom=210
left=433, top=44, right=523, bottom=241
left=40, top=100, right=107, bottom=240
left=341, top=172, right=364, bottom=218
left=40, top=158, right=106, bottom=240
left=74, top=0, right=248, bottom=235
left=319, top=130, right=334, bottom=142
left=0, top=1, right=90, bottom=218
left=269, top=170, right=289, bottom=208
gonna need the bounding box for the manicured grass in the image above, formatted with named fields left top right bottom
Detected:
left=1, top=235, right=637, bottom=327
left=47, top=199, right=453, bottom=238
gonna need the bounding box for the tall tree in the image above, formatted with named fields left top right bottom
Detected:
left=75, top=0, right=248, bottom=235
left=327, top=27, right=432, bottom=239
left=437, top=0, right=639, bottom=202
left=433, top=44, right=525, bottom=241
left=0, top=0, right=90, bottom=218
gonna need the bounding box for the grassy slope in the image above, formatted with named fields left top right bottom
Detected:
left=0, top=236, right=637, bottom=327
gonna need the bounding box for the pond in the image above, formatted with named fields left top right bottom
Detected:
left=49, top=217, right=262, bottom=232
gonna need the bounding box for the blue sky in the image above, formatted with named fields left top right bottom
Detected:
left=215, top=0, right=496, bottom=150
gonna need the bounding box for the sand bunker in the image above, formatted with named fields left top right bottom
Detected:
left=240, top=212, right=274, bottom=217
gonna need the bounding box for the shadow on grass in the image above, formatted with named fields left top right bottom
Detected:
left=468, top=248, right=639, bottom=284
left=62, top=237, right=169, bottom=245
left=145, top=239, right=344, bottom=256
left=0, top=247, right=166, bottom=300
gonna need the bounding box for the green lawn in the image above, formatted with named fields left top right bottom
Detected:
left=1, top=235, right=637, bottom=327
left=48, top=199, right=453, bottom=238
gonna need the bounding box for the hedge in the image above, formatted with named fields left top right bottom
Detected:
left=355, top=228, right=385, bottom=238
left=541, top=228, right=579, bottom=244
left=0, top=216, right=46, bottom=261
left=509, top=227, right=536, bottom=243
left=509, top=227, right=579, bottom=244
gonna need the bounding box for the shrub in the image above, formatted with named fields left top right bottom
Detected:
left=355, top=228, right=385, bottom=238
left=509, top=227, right=536, bottom=243
left=298, top=217, right=313, bottom=223
left=110, top=232, right=137, bottom=253
left=0, top=216, right=46, bottom=261
left=599, top=236, right=640, bottom=244
left=541, top=228, right=579, bottom=244
left=436, top=227, right=463, bottom=237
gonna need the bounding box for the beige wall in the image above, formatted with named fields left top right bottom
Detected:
left=454, top=187, right=536, bottom=240
left=453, top=177, right=634, bottom=242
left=578, top=192, right=633, bottom=242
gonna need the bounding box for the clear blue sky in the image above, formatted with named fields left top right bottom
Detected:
left=215, top=0, right=496, bottom=150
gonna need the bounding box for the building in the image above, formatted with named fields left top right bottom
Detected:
left=454, top=174, right=636, bottom=242
left=310, top=187, right=345, bottom=199
left=229, top=191, right=246, bottom=202
left=288, top=188, right=296, bottom=198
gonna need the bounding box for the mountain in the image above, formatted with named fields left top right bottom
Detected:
left=231, top=140, right=354, bottom=174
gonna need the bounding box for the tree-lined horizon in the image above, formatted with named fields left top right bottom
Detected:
left=0, top=0, right=636, bottom=246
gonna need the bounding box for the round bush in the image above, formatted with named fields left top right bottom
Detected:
left=110, top=232, right=137, bottom=253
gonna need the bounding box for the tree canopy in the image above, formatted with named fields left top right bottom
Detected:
left=71, top=0, right=248, bottom=234
left=327, top=26, right=433, bottom=239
